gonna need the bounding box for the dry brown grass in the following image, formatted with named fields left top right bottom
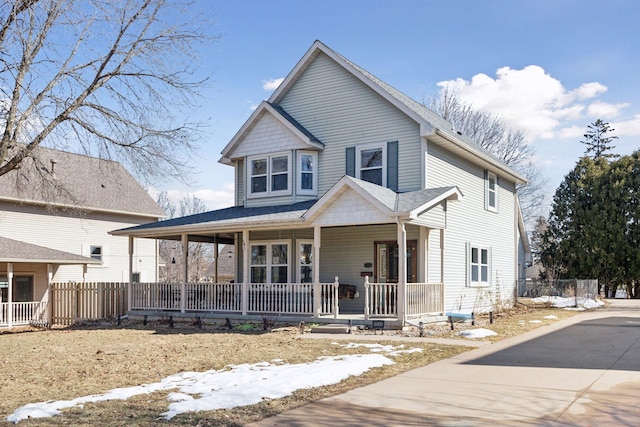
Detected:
left=0, top=305, right=583, bottom=426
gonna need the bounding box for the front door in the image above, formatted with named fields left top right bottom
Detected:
left=374, top=241, right=417, bottom=283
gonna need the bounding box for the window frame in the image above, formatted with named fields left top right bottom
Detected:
left=356, top=143, right=386, bottom=187
left=486, top=171, right=499, bottom=212
left=467, top=243, right=492, bottom=287
left=249, top=241, right=290, bottom=284
left=247, top=152, right=292, bottom=198
left=297, top=151, right=318, bottom=195
left=90, top=245, right=103, bottom=261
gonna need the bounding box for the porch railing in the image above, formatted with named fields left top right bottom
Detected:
left=130, top=281, right=339, bottom=316
left=364, top=279, right=398, bottom=318
left=406, top=282, right=444, bottom=317
left=0, top=302, right=41, bottom=327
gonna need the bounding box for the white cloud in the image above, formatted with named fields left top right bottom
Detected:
left=613, top=114, right=640, bottom=137
left=438, top=65, right=609, bottom=141
left=263, top=77, right=284, bottom=91
left=587, top=101, right=629, bottom=119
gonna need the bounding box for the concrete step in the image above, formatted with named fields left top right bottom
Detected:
left=310, top=324, right=351, bottom=334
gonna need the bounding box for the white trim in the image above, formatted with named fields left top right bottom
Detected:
left=356, top=143, right=387, bottom=187
left=297, top=151, right=318, bottom=196
left=246, top=151, right=292, bottom=199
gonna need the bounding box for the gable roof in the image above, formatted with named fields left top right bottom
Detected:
left=0, top=146, right=165, bottom=218
left=0, top=236, right=100, bottom=264
left=267, top=40, right=527, bottom=185
left=220, top=101, right=323, bottom=164
left=303, top=175, right=462, bottom=222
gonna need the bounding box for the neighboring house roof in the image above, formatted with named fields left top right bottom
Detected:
left=0, top=236, right=100, bottom=264
left=262, top=40, right=527, bottom=185
left=0, top=145, right=165, bottom=218
left=112, top=176, right=460, bottom=238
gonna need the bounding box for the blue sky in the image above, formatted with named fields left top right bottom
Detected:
left=154, top=0, right=640, bottom=213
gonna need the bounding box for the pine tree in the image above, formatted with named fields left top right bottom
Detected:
left=580, top=119, right=619, bottom=160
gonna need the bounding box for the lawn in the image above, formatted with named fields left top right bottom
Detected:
left=0, top=305, right=581, bottom=426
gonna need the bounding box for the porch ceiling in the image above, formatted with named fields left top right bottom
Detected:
left=0, top=236, right=100, bottom=264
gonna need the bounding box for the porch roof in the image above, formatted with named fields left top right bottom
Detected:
left=0, top=236, right=100, bottom=264
left=111, top=178, right=461, bottom=239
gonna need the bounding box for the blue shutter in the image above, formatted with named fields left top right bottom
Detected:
left=387, top=140, right=398, bottom=191
left=345, top=147, right=355, bottom=177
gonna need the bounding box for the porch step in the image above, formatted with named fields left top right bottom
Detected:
left=310, top=324, right=351, bottom=334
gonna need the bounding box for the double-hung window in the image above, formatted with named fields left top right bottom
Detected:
left=467, top=243, right=491, bottom=287
left=486, top=171, right=498, bottom=211
left=250, top=242, right=289, bottom=283
left=297, top=151, right=317, bottom=195
left=248, top=152, right=291, bottom=197
left=356, top=144, right=386, bottom=186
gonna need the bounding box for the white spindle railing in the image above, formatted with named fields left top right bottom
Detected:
left=185, top=282, right=242, bottom=312
left=130, top=282, right=181, bottom=310
left=406, top=283, right=444, bottom=316
left=247, top=283, right=314, bottom=314
left=364, top=277, right=398, bottom=318
left=0, top=302, right=40, bottom=326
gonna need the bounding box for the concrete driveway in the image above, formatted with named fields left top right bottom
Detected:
left=250, top=299, right=640, bottom=426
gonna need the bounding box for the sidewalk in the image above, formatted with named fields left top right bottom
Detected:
left=249, top=299, right=640, bottom=426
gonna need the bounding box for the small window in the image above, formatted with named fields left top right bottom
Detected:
left=299, top=241, right=313, bottom=283
left=356, top=144, right=386, bottom=186
left=90, top=245, right=103, bottom=261
left=132, top=273, right=141, bottom=283
left=247, top=152, right=292, bottom=198
left=297, top=151, right=317, bottom=195
left=467, top=243, right=491, bottom=287
left=486, top=171, right=498, bottom=211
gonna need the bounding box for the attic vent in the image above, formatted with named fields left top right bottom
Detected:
left=50, top=159, right=57, bottom=178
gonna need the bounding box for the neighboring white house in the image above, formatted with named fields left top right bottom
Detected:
left=113, top=40, right=531, bottom=326
left=0, top=146, right=165, bottom=327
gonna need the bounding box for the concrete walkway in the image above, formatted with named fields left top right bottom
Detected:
left=250, top=299, right=640, bottom=426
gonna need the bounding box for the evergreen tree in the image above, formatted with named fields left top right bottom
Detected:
left=581, top=119, right=619, bottom=160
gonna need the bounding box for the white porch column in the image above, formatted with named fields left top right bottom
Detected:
left=181, top=234, right=188, bottom=313
left=440, top=228, right=446, bottom=314
left=419, top=227, right=429, bottom=283
left=128, top=236, right=134, bottom=312
left=7, top=262, right=13, bottom=328
left=313, top=225, right=321, bottom=317
left=47, top=264, right=53, bottom=327
left=397, top=221, right=407, bottom=324
left=242, top=230, right=249, bottom=315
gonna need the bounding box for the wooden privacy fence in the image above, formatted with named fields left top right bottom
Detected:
left=51, top=282, right=128, bottom=326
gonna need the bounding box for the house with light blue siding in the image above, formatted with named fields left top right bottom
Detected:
left=114, top=40, right=531, bottom=327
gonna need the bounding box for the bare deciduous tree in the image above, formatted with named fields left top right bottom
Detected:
left=157, top=192, right=213, bottom=282
left=1, top=0, right=215, bottom=184
left=426, top=87, right=547, bottom=226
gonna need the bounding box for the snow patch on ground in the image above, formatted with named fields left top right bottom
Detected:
left=532, top=296, right=604, bottom=309
left=543, top=315, right=558, bottom=319
left=458, top=328, right=498, bottom=339
left=7, top=343, right=418, bottom=424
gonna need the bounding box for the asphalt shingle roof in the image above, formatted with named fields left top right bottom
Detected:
left=0, top=146, right=165, bottom=217
left=0, top=236, right=99, bottom=264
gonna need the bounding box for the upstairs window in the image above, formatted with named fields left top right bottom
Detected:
left=247, top=152, right=292, bottom=198
left=297, top=151, right=317, bottom=195
left=90, top=245, right=103, bottom=261
left=356, top=144, right=386, bottom=186
left=486, top=171, right=498, bottom=212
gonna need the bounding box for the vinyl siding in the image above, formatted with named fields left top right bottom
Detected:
left=279, top=52, right=422, bottom=195
left=426, top=143, right=517, bottom=313
left=311, top=189, right=392, bottom=227
left=236, top=159, right=245, bottom=206
left=0, top=202, right=158, bottom=286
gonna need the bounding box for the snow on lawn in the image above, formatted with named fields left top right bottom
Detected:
left=458, top=328, right=497, bottom=339
left=532, top=296, right=605, bottom=309
left=7, top=343, right=420, bottom=424
left=543, top=315, right=558, bottom=319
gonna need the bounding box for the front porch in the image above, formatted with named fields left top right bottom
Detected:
left=128, top=279, right=444, bottom=328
